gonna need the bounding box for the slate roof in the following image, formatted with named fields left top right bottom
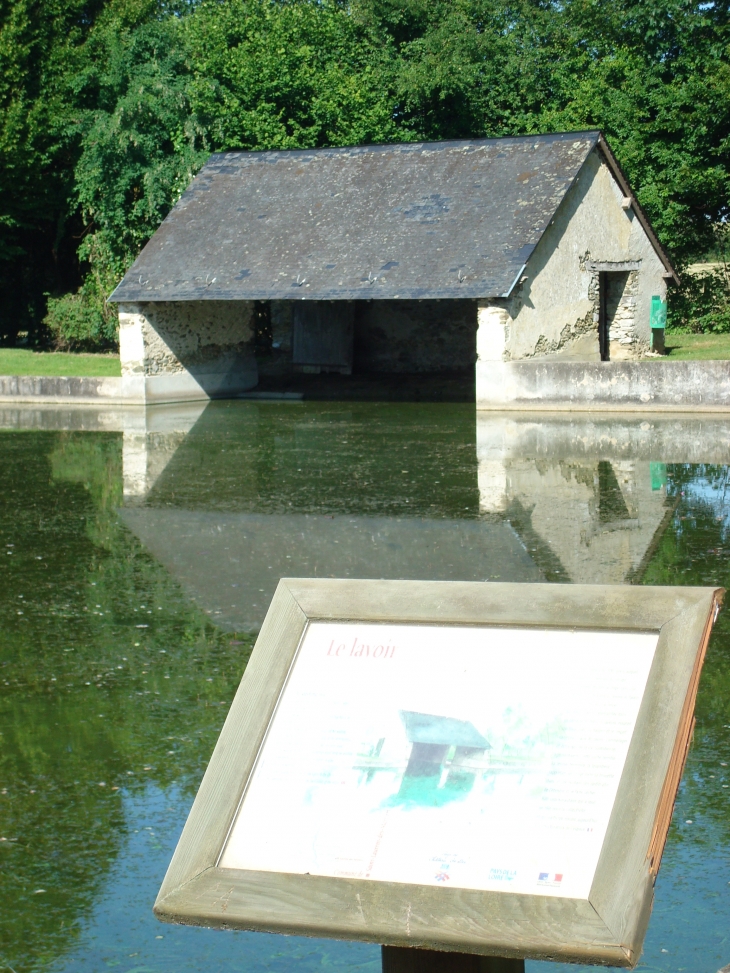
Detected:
left=109, top=131, right=676, bottom=304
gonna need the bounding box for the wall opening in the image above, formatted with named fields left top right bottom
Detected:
left=265, top=300, right=478, bottom=376
left=353, top=299, right=477, bottom=373
left=251, top=299, right=478, bottom=401
left=598, top=271, right=631, bottom=361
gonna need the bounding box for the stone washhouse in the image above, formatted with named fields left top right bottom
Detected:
left=110, top=131, right=686, bottom=410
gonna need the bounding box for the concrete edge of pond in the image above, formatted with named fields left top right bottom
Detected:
left=0, top=373, right=242, bottom=405
left=476, top=360, right=730, bottom=412
left=0, top=375, right=303, bottom=405
left=0, top=374, right=127, bottom=405
left=2, top=359, right=730, bottom=411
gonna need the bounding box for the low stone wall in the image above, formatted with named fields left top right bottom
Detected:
left=118, top=301, right=258, bottom=402
left=477, top=360, right=730, bottom=412
left=0, top=301, right=259, bottom=406
left=0, top=375, right=127, bottom=404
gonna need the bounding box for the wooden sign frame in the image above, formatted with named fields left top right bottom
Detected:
left=154, top=580, right=722, bottom=968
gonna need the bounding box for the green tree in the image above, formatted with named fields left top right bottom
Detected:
left=46, top=0, right=402, bottom=348
left=47, top=15, right=209, bottom=348
left=3, top=0, right=730, bottom=348
left=0, top=0, right=106, bottom=342
left=356, top=0, right=730, bottom=266
left=0, top=0, right=181, bottom=345
left=184, top=0, right=401, bottom=151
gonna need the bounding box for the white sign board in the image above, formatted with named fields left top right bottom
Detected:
left=222, top=622, right=657, bottom=899
left=155, top=580, right=722, bottom=968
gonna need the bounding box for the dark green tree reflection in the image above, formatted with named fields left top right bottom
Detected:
left=642, top=465, right=730, bottom=849
left=0, top=432, right=254, bottom=970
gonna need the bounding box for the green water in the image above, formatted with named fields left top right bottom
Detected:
left=0, top=402, right=728, bottom=973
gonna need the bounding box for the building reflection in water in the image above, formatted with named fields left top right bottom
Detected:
left=3, top=401, right=726, bottom=630
left=1, top=402, right=728, bottom=973
left=477, top=416, right=679, bottom=584
left=109, top=401, right=730, bottom=631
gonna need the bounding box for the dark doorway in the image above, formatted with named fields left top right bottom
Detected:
left=597, top=461, right=631, bottom=523
left=598, top=272, right=630, bottom=362
left=598, top=273, right=608, bottom=361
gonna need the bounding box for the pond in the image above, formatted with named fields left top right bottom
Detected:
left=0, top=401, right=728, bottom=973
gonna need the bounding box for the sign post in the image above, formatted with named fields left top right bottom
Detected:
left=382, top=947, right=525, bottom=972
left=154, top=580, right=722, bottom=969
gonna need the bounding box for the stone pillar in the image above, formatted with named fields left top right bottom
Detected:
left=475, top=300, right=511, bottom=412
left=476, top=301, right=509, bottom=362
left=118, top=301, right=258, bottom=403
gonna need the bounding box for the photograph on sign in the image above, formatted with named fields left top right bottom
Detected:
left=221, top=621, right=657, bottom=899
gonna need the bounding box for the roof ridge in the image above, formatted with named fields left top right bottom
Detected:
left=209, top=130, right=602, bottom=162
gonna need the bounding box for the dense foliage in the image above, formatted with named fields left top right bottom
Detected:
left=1, top=0, right=729, bottom=347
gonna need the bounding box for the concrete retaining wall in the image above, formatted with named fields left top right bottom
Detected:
left=0, top=371, right=262, bottom=405
left=477, top=360, right=730, bottom=412
left=0, top=375, right=127, bottom=404
left=3, top=356, right=729, bottom=412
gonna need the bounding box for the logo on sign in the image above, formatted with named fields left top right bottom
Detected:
left=537, top=872, right=563, bottom=886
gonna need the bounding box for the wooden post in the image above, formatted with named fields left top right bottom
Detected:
left=382, top=946, right=525, bottom=973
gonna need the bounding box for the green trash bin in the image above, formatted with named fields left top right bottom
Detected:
left=650, top=295, right=667, bottom=354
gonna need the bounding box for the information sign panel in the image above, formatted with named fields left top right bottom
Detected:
left=222, top=623, right=657, bottom=899
left=154, top=580, right=722, bottom=968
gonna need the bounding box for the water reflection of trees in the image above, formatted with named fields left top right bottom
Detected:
left=0, top=431, right=253, bottom=970
left=642, top=464, right=730, bottom=849
left=1, top=430, right=729, bottom=970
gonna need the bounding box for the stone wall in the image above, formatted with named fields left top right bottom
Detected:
left=496, top=148, right=667, bottom=363
left=118, top=301, right=257, bottom=403
left=0, top=375, right=124, bottom=404
left=606, top=270, right=640, bottom=359
left=119, top=301, right=255, bottom=375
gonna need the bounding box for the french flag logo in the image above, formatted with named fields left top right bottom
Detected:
left=538, top=872, right=563, bottom=886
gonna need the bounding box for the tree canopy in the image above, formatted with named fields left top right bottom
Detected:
left=1, top=0, right=729, bottom=347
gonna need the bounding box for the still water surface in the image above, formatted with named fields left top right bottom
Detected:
left=1, top=401, right=728, bottom=973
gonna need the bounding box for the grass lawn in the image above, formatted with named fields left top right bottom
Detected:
left=0, top=348, right=121, bottom=377
left=663, top=332, right=730, bottom=361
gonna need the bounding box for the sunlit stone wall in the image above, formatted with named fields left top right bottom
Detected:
left=118, top=301, right=257, bottom=403
left=478, top=149, right=667, bottom=366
